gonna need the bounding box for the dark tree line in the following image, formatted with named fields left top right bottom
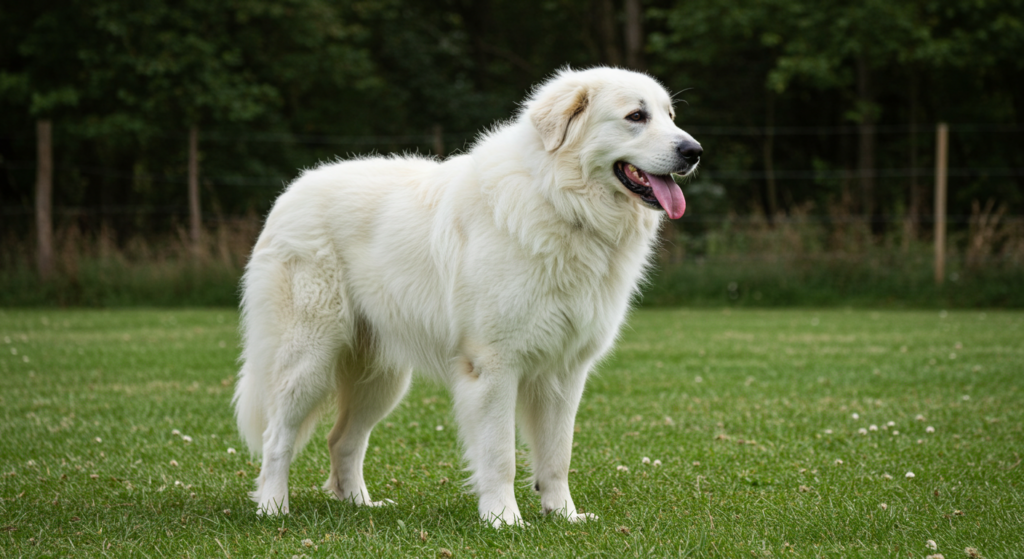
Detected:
left=1, top=0, right=1022, bottom=240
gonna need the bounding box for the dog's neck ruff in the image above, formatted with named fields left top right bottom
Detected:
left=479, top=121, right=658, bottom=246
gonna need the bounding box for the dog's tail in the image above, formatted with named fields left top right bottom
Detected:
left=234, top=348, right=326, bottom=458
left=232, top=255, right=283, bottom=456
left=233, top=360, right=268, bottom=454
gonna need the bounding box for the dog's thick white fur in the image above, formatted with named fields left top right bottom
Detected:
left=233, top=66, right=701, bottom=527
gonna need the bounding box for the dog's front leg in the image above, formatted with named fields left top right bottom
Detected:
left=519, top=368, right=597, bottom=522
left=451, top=357, right=523, bottom=528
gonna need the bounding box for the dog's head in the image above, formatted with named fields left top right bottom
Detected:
left=526, top=67, right=701, bottom=220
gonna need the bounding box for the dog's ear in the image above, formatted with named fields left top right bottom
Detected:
left=529, top=78, right=590, bottom=152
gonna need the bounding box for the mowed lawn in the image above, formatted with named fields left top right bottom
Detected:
left=1, top=308, right=1022, bottom=558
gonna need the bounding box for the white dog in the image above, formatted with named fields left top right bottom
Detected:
left=233, top=66, right=701, bottom=527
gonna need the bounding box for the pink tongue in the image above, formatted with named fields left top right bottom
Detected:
left=642, top=171, right=686, bottom=219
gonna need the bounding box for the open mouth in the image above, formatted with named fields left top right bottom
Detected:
left=614, top=162, right=687, bottom=219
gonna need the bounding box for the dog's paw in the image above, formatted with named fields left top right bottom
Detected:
left=541, top=502, right=597, bottom=522
left=483, top=510, right=528, bottom=529
left=364, top=498, right=395, bottom=507
left=256, top=499, right=289, bottom=516
left=566, top=511, right=598, bottom=522
left=323, top=479, right=391, bottom=507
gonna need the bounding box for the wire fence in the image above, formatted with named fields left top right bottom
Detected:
left=3, top=160, right=1022, bottom=187
left=3, top=123, right=1022, bottom=232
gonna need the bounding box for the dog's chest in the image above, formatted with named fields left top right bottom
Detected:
left=505, top=244, right=642, bottom=364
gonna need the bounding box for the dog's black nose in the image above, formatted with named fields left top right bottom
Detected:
left=677, top=141, right=702, bottom=165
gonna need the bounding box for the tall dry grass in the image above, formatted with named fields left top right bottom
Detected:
left=2, top=201, right=1022, bottom=307
left=0, top=217, right=259, bottom=307
left=646, top=199, right=1024, bottom=307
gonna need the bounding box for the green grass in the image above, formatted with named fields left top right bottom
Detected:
left=3, top=252, right=1023, bottom=309
left=642, top=256, right=1024, bottom=308
left=1, top=308, right=1022, bottom=558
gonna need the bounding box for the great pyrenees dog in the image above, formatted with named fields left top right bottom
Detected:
left=233, top=66, right=701, bottom=527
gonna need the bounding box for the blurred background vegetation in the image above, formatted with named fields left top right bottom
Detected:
left=1, top=0, right=1022, bottom=307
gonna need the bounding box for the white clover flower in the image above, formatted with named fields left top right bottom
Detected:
left=302, top=539, right=313, bottom=547
left=858, top=428, right=868, bottom=435
left=887, top=421, right=895, bottom=427
left=880, top=503, right=888, bottom=510
left=869, top=424, right=878, bottom=431
left=616, top=465, right=629, bottom=472
left=182, top=435, right=193, bottom=443
left=435, top=425, right=444, bottom=431
left=94, top=437, right=102, bottom=443
left=227, top=448, right=236, bottom=454
left=824, top=429, right=833, bottom=435
left=172, top=429, right=181, bottom=436
left=926, top=426, right=935, bottom=434
left=641, top=457, right=650, bottom=465
left=834, top=459, right=843, bottom=465
left=653, top=460, right=662, bottom=467
left=851, top=413, right=859, bottom=420
left=892, top=430, right=899, bottom=436
left=917, top=439, right=924, bottom=444
left=169, top=460, right=179, bottom=467
left=882, top=473, right=893, bottom=480
left=915, top=414, right=925, bottom=421
left=906, top=471, right=916, bottom=479
left=926, top=539, right=938, bottom=550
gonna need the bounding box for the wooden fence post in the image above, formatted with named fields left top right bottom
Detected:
left=35, top=120, right=54, bottom=281
left=432, top=124, right=445, bottom=158
left=934, top=122, right=948, bottom=285
left=188, top=126, right=201, bottom=255
left=624, top=0, right=646, bottom=70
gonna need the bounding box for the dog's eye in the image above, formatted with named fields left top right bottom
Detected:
left=625, top=111, right=646, bottom=123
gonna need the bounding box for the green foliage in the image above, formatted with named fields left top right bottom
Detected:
left=1, top=0, right=1022, bottom=296
left=1, top=308, right=1022, bottom=557
left=647, top=0, right=1024, bottom=216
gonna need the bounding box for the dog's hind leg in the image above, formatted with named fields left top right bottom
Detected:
left=323, top=353, right=412, bottom=506
left=251, top=258, right=348, bottom=516
left=253, top=327, right=340, bottom=515
left=518, top=367, right=596, bottom=522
